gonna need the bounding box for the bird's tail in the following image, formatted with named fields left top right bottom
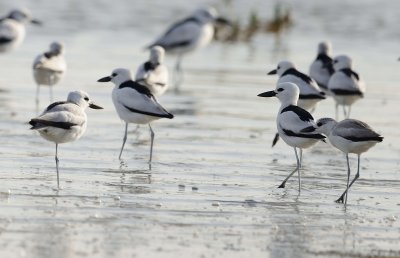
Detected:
left=29, top=119, right=76, bottom=130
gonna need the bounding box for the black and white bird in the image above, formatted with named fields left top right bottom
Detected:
left=258, top=82, right=325, bottom=191
left=268, top=61, right=326, bottom=112
left=97, top=68, right=173, bottom=167
left=268, top=61, right=326, bottom=147
left=0, top=8, right=41, bottom=53
left=33, top=41, right=66, bottom=107
left=29, top=90, right=103, bottom=188
left=135, top=45, right=168, bottom=97
left=147, top=7, right=230, bottom=91
left=301, top=118, right=383, bottom=206
left=328, top=55, right=365, bottom=120
left=309, top=41, right=334, bottom=93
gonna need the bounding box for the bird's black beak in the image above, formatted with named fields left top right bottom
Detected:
left=89, top=103, right=103, bottom=109
left=267, top=69, right=277, bottom=75
left=31, top=19, right=42, bottom=25
left=215, top=17, right=232, bottom=26
left=97, top=76, right=112, bottom=82
left=300, top=126, right=316, bottom=133
left=257, top=91, right=277, bottom=97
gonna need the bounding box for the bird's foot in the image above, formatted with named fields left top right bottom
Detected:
left=278, top=182, right=286, bottom=188
left=335, top=196, right=344, bottom=203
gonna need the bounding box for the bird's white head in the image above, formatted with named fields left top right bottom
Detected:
left=7, top=8, right=41, bottom=25
left=268, top=60, right=296, bottom=76
left=49, top=41, right=65, bottom=55
left=97, top=68, right=132, bottom=86
left=333, top=55, right=352, bottom=71
left=301, top=117, right=337, bottom=135
left=149, top=45, right=165, bottom=64
left=192, top=7, right=218, bottom=23
left=317, top=41, right=332, bottom=55
left=67, top=90, right=103, bottom=110
left=258, top=82, right=300, bottom=106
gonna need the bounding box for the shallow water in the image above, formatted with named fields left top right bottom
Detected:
left=0, top=0, right=399, bottom=257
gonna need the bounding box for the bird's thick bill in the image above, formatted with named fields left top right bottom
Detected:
left=215, top=17, right=232, bottom=26
left=31, top=19, right=42, bottom=25
left=97, top=76, right=111, bottom=82
left=257, top=91, right=277, bottom=97
left=267, top=69, right=277, bottom=75
left=89, top=103, right=103, bottom=109
left=300, top=126, right=316, bottom=133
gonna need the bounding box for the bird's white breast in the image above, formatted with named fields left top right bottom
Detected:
left=0, top=19, right=25, bottom=52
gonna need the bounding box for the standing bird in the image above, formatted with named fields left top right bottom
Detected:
left=0, top=8, right=41, bottom=53
left=309, top=41, right=334, bottom=93
left=97, top=68, right=173, bottom=168
left=33, top=41, right=67, bottom=108
left=258, top=82, right=325, bottom=191
left=29, top=90, right=103, bottom=188
left=135, top=45, right=168, bottom=97
left=147, top=7, right=230, bottom=91
left=301, top=118, right=383, bottom=206
left=328, top=55, right=365, bottom=120
left=268, top=61, right=326, bottom=147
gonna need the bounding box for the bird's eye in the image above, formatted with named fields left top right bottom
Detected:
left=112, top=73, right=117, bottom=77
left=277, top=88, right=284, bottom=92
left=333, top=60, right=338, bottom=63
left=277, top=66, right=280, bottom=69
left=317, top=122, right=322, bottom=126
left=84, top=97, right=89, bottom=101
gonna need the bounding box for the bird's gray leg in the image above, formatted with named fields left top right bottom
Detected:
left=343, top=106, right=347, bottom=119
left=148, top=124, right=155, bottom=170
left=299, top=149, right=303, bottom=168
left=49, top=86, right=54, bottom=103
left=344, top=154, right=351, bottom=206
left=296, top=148, right=302, bottom=192
left=55, top=143, right=60, bottom=189
left=36, top=84, right=40, bottom=113
left=174, top=54, right=183, bottom=92
left=119, top=123, right=128, bottom=160
left=278, top=147, right=301, bottom=190
left=336, top=154, right=360, bottom=204
left=347, top=105, right=352, bottom=118
left=335, top=103, right=339, bottom=120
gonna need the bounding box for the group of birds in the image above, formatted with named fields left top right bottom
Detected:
left=259, top=41, right=382, bottom=206
left=1, top=7, right=383, bottom=206
left=0, top=7, right=230, bottom=189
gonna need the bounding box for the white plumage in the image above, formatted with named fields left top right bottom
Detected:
left=302, top=118, right=383, bottom=205
left=268, top=60, right=326, bottom=148
left=98, top=68, right=173, bottom=166
left=268, top=60, right=326, bottom=112
left=148, top=7, right=230, bottom=90
left=0, top=8, right=41, bottom=53
left=328, top=55, right=365, bottom=119
left=33, top=41, right=66, bottom=105
left=309, top=41, right=334, bottom=93
left=135, top=46, right=168, bottom=97
left=149, top=8, right=218, bottom=55
left=258, top=82, right=325, bottom=191
left=29, top=90, right=103, bottom=188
